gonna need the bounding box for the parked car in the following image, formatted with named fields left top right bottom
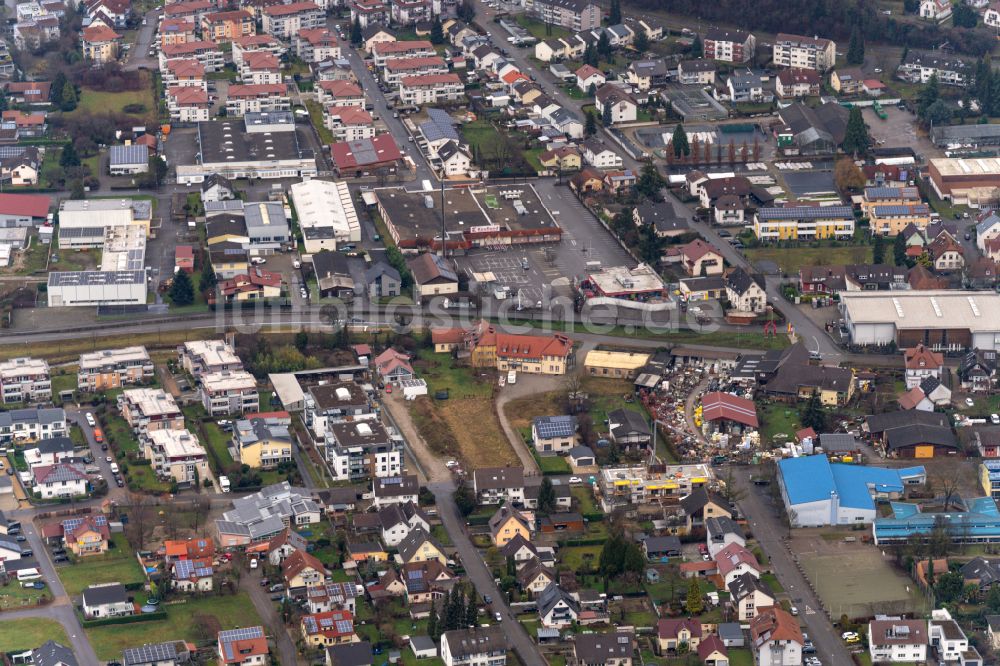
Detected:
left=53, top=555, right=69, bottom=563
left=85, top=413, right=96, bottom=427
left=269, top=583, right=285, bottom=592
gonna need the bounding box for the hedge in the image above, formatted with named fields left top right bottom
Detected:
left=558, top=537, right=607, bottom=547
left=81, top=610, right=167, bottom=627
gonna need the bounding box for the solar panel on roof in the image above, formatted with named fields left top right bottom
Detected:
left=335, top=619, right=353, bottom=634
left=759, top=206, right=853, bottom=220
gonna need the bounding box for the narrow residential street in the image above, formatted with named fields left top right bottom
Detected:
left=731, top=467, right=852, bottom=664
left=241, top=568, right=303, bottom=666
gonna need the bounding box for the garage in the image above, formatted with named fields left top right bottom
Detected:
left=884, top=424, right=959, bottom=459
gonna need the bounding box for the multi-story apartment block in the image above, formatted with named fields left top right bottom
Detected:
left=294, top=28, right=341, bottom=63
left=596, top=464, right=711, bottom=512
left=772, top=33, right=836, bottom=72
left=78, top=346, right=154, bottom=392
left=0, top=357, right=50, bottom=404
left=324, top=419, right=403, bottom=481
left=383, top=56, right=448, bottom=86
left=0, top=407, right=65, bottom=444
left=524, top=0, right=600, bottom=32
left=897, top=50, right=971, bottom=87
left=200, top=370, right=259, bottom=416
left=262, top=2, right=323, bottom=41
left=317, top=80, right=365, bottom=107
left=231, top=34, right=285, bottom=69
left=305, top=382, right=374, bottom=440
left=118, top=387, right=185, bottom=442
left=160, top=18, right=196, bottom=48
left=180, top=339, right=243, bottom=377
left=441, top=626, right=507, bottom=666
left=753, top=205, right=855, bottom=241
left=703, top=28, right=755, bottom=63
left=399, top=73, right=464, bottom=105
left=163, top=58, right=206, bottom=88
left=81, top=24, right=121, bottom=64
left=371, top=40, right=435, bottom=68
left=350, top=0, right=389, bottom=28
left=390, top=0, right=431, bottom=25
left=160, top=40, right=225, bottom=72
left=145, top=428, right=210, bottom=484
left=324, top=106, right=375, bottom=142
left=870, top=204, right=933, bottom=237
left=167, top=86, right=211, bottom=121
left=240, top=52, right=282, bottom=85
left=200, top=10, right=255, bottom=42
left=234, top=415, right=293, bottom=469
left=225, top=84, right=290, bottom=115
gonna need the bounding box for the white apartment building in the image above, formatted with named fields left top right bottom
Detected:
left=0, top=357, right=50, bottom=404
left=180, top=339, right=243, bottom=377
left=262, top=2, right=323, bottom=40
left=77, top=346, right=154, bottom=391
left=0, top=407, right=66, bottom=444
left=399, top=73, right=465, bottom=105
left=772, top=33, right=836, bottom=72
left=145, top=428, right=210, bottom=485
left=383, top=56, right=448, bottom=85
left=200, top=370, right=259, bottom=416
left=324, top=419, right=403, bottom=481
left=324, top=106, right=376, bottom=142
left=225, top=84, right=290, bottom=116
left=868, top=619, right=928, bottom=664
left=118, top=387, right=185, bottom=444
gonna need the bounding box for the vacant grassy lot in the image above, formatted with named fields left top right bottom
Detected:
left=514, top=14, right=571, bottom=40
left=0, top=578, right=51, bottom=609
left=85, top=593, right=261, bottom=659
left=743, top=244, right=873, bottom=274
left=413, top=349, right=494, bottom=398
left=0, top=618, right=69, bottom=652
left=757, top=401, right=802, bottom=447
left=558, top=544, right=602, bottom=571
left=438, top=397, right=517, bottom=467
left=73, top=84, right=155, bottom=117
left=59, top=534, right=145, bottom=595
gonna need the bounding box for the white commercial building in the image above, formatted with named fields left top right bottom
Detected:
left=58, top=199, right=135, bottom=230
left=99, top=224, right=146, bottom=272
left=47, top=270, right=147, bottom=307
left=289, top=179, right=361, bottom=253
left=840, top=290, right=1000, bottom=351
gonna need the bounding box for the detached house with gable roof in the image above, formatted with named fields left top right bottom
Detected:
left=473, top=466, right=525, bottom=505
left=750, top=606, right=803, bottom=666
left=904, top=344, right=944, bottom=390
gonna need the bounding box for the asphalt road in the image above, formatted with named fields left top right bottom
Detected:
left=428, top=481, right=544, bottom=663
left=242, top=568, right=302, bottom=666
left=731, top=466, right=851, bottom=665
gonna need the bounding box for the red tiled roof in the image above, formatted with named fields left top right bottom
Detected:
left=82, top=24, right=121, bottom=42
left=166, top=58, right=205, bottom=77
left=227, top=83, right=287, bottom=98
left=701, top=391, right=758, bottom=428
left=330, top=134, right=402, bottom=170
left=658, top=618, right=702, bottom=640
left=384, top=56, right=446, bottom=71
left=168, top=86, right=209, bottom=105
left=714, top=542, right=760, bottom=578
left=372, top=39, right=433, bottom=55
left=575, top=64, right=602, bottom=80
left=319, top=80, right=363, bottom=97
left=904, top=344, right=943, bottom=371
left=326, top=105, right=372, bottom=125
left=263, top=1, right=320, bottom=16
left=401, top=73, right=461, bottom=87
left=751, top=607, right=803, bottom=646
left=162, top=40, right=218, bottom=56
left=0, top=193, right=51, bottom=219
left=244, top=51, right=280, bottom=70
left=164, top=0, right=213, bottom=15
left=431, top=327, right=465, bottom=345
left=232, top=34, right=279, bottom=47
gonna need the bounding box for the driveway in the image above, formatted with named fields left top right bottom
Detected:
left=731, top=466, right=852, bottom=664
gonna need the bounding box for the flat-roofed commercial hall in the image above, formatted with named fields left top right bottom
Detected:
left=928, top=157, right=1000, bottom=207
left=840, top=291, right=1000, bottom=351
left=375, top=185, right=562, bottom=251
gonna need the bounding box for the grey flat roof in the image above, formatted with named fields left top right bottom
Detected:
left=198, top=120, right=307, bottom=165
left=48, top=270, right=146, bottom=286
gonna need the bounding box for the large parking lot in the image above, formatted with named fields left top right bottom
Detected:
left=863, top=105, right=939, bottom=159
left=454, top=180, right=635, bottom=309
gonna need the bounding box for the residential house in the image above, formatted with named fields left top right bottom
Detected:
left=750, top=607, right=803, bottom=666
left=300, top=610, right=357, bottom=648
left=488, top=505, right=531, bottom=547
left=595, top=84, right=637, bottom=124
left=728, top=70, right=766, bottom=103
left=920, top=0, right=953, bottom=21
left=707, top=516, right=745, bottom=558
left=678, top=59, right=716, bottom=85
left=775, top=68, right=820, bottom=98
left=575, top=64, right=605, bottom=92
left=680, top=487, right=732, bottom=532
left=531, top=415, right=578, bottom=454
left=772, top=33, right=836, bottom=71
left=407, top=253, right=458, bottom=303
left=929, top=609, right=980, bottom=664
left=657, top=618, right=702, bottom=652
left=372, top=474, right=419, bottom=507
left=573, top=633, right=633, bottom=666
left=234, top=415, right=292, bottom=470
left=440, top=626, right=506, bottom=666
left=642, top=535, right=682, bottom=559
left=283, top=549, right=330, bottom=594
left=537, top=583, right=580, bottom=628
left=172, top=558, right=213, bottom=593
left=217, top=626, right=268, bottom=666
left=473, top=466, right=526, bottom=505
left=607, top=409, right=651, bottom=448
left=960, top=349, right=997, bottom=393
left=62, top=515, right=110, bottom=557
left=868, top=618, right=928, bottom=663
left=378, top=502, right=429, bottom=547
left=398, top=526, right=448, bottom=566
left=365, top=262, right=401, bottom=300
left=517, top=558, right=557, bottom=596
left=580, top=139, right=622, bottom=170
left=698, top=636, right=729, bottom=666
left=82, top=583, right=133, bottom=619
left=725, top=268, right=767, bottom=314
left=32, top=462, right=87, bottom=499
left=715, top=542, right=761, bottom=586
left=704, top=28, right=755, bottom=63
left=904, top=344, right=944, bottom=390
left=729, top=572, right=774, bottom=621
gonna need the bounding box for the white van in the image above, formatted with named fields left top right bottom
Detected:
left=109, top=462, right=119, bottom=474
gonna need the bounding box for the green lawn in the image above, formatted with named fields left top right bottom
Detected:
left=59, top=534, right=145, bottom=595
left=73, top=87, right=155, bottom=117
left=761, top=572, right=785, bottom=594
left=756, top=401, right=802, bottom=447
left=85, top=593, right=262, bottom=660
left=514, top=14, right=571, bottom=40
left=461, top=119, right=504, bottom=159
left=0, top=618, right=69, bottom=652
left=51, top=373, right=77, bottom=399
left=185, top=404, right=234, bottom=469
left=412, top=348, right=493, bottom=398
left=571, top=485, right=598, bottom=514
left=558, top=544, right=602, bottom=571
left=729, top=649, right=754, bottom=666
left=305, top=99, right=334, bottom=144
left=534, top=450, right=571, bottom=474
left=743, top=244, right=873, bottom=274
left=104, top=411, right=140, bottom=455
left=0, top=578, right=52, bottom=609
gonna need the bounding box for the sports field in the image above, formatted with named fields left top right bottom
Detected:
left=801, top=549, right=926, bottom=619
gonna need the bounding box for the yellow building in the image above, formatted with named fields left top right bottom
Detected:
left=754, top=205, right=855, bottom=241
left=584, top=350, right=651, bottom=379
left=860, top=186, right=921, bottom=219
left=489, top=506, right=531, bottom=547
left=300, top=611, right=357, bottom=648
left=869, top=203, right=933, bottom=236
left=200, top=10, right=255, bottom=42
left=234, top=417, right=292, bottom=469
left=399, top=527, right=448, bottom=565
left=469, top=322, right=574, bottom=376
left=539, top=147, right=582, bottom=171
left=81, top=25, right=121, bottom=64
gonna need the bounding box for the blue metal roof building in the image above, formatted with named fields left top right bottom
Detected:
left=778, top=455, right=925, bottom=527
left=874, top=497, right=1000, bottom=545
